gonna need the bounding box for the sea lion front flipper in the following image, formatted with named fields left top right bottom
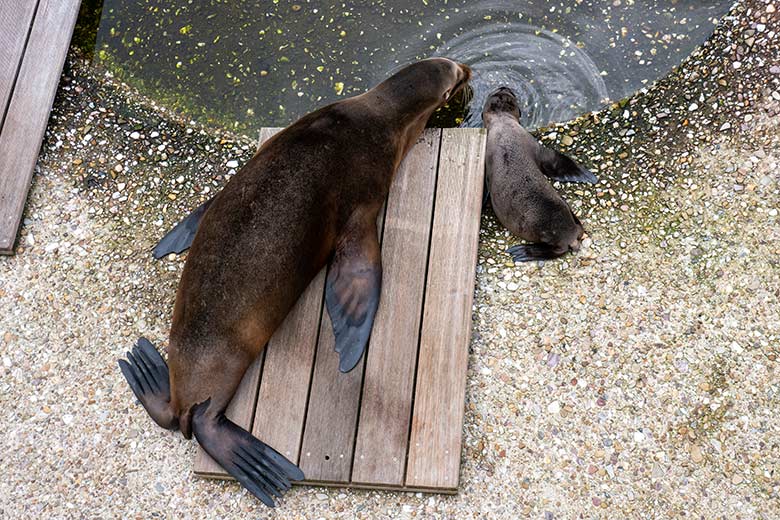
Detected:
left=325, top=214, right=382, bottom=373
left=536, top=146, right=598, bottom=184
left=191, top=400, right=304, bottom=507
left=152, top=197, right=214, bottom=259
left=507, top=243, right=565, bottom=262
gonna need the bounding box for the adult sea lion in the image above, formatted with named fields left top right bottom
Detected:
left=118, top=58, right=472, bottom=506
left=482, top=86, right=596, bottom=262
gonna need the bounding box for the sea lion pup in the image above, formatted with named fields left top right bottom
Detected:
left=118, top=58, right=471, bottom=506
left=482, top=86, right=596, bottom=262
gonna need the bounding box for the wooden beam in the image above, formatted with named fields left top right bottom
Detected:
left=297, top=210, right=386, bottom=482
left=351, top=129, right=440, bottom=486
left=0, top=0, right=81, bottom=253
left=251, top=269, right=326, bottom=462
left=404, top=128, right=486, bottom=490
left=0, top=0, right=38, bottom=121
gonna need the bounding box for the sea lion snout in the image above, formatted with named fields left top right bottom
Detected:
left=566, top=222, right=586, bottom=253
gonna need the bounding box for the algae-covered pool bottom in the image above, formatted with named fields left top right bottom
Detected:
left=91, top=0, right=731, bottom=134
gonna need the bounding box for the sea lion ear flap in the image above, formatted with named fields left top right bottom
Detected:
left=535, top=145, right=598, bottom=184
left=325, top=216, right=382, bottom=373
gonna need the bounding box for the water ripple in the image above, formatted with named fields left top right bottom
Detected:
left=434, top=22, right=609, bottom=128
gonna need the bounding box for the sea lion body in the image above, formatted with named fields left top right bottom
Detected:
left=119, top=58, right=471, bottom=506
left=482, top=87, right=596, bottom=262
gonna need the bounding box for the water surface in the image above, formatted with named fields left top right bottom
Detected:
left=94, top=0, right=732, bottom=132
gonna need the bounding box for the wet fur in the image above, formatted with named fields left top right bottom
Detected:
left=483, top=89, right=585, bottom=260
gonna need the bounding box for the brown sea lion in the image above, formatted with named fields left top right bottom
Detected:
left=118, top=58, right=471, bottom=506
left=482, top=86, right=596, bottom=262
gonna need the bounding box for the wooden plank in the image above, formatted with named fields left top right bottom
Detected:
left=350, top=129, right=440, bottom=486
left=194, top=127, right=281, bottom=476
left=0, top=0, right=81, bottom=254
left=297, top=211, right=386, bottom=483
left=251, top=269, right=325, bottom=462
left=0, top=0, right=38, bottom=119
left=405, top=128, right=486, bottom=490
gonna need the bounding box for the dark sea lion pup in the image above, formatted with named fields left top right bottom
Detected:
left=118, top=58, right=471, bottom=507
left=482, top=86, right=596, bottom=263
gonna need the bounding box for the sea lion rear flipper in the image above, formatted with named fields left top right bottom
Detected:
left=152, top=198, right=214, bottom=259
left=507, top=243, right=565, bottom=262
left=325, top=215, right=382, bottom=373
left=536, top=146, right=598, bottom=184
left=191, top=399, right=304, bottom=507
left=117, top=337, right=178, bottom=430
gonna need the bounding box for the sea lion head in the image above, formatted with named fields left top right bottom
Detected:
left=543, top=211, right=585, bottom=255
left=482, top=86, right=521, bottom=122
left=377, top=58, right=472, bottom=116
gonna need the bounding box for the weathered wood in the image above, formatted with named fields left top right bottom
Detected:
left=351, top=129, right=440, bottom=486
left=298, top=211, right=386, bottom=482
left=0, top=0, right=81, bottom=254
left=193, top=127, right=281, bottom=476
left=251, top=269, right=325, bottom=462
left=405, top=128, right=486, bottom=490
left=0, top=0, right=37, bottom=119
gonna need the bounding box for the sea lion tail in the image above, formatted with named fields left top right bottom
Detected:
left=191, top=399, right=304, bottom=507
left=118, top=337, right=179, bottom=431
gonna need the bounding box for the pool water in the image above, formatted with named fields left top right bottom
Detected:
left=93, top=0, right=732, bottom=133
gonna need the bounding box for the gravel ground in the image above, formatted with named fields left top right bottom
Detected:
left=1, top=0, right=778, bottom=518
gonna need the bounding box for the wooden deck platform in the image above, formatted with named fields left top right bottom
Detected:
left=194, top=127, right=487, bottom=493
left=0, top=0, right=81, bottom=254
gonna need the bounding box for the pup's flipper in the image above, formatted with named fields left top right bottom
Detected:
left=325, top=212, right=382, bottom=373
left=152, top=198, right=214, bottom=259
left=191, top=400, right=304, bottom=507
left=507, top=243, right=566, bottom=263
left=118, top=337, right=178, bottom=430
left=536, top=146, right=598, bottom=184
